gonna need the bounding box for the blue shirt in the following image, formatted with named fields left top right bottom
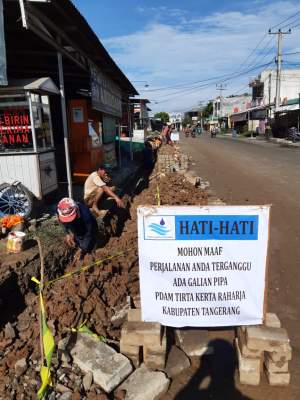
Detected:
left=61, top=202, right=98, bottom=253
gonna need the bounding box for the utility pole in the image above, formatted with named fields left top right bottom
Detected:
left=216, top=84, right=227, bottom=118
left=269, top=28, right=291, bottom=109
left=268, top=73, right=272, bottom=120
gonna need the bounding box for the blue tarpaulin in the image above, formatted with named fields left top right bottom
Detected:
left=0, top=0, right=7, bottom=86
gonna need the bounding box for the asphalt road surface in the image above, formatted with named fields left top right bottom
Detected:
left=168, top=133, right=300, bottom=400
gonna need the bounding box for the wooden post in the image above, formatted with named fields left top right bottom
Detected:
left=36, top=237, right=45, bottom=362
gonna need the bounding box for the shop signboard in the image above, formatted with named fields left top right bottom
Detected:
left=0, top=0, right=7, bottom=86
left=138, top=205, right=270, bottom=327
left=0, top=108, right=33, bottom=150
left=102, top=115, right=116, bottom=144
left=90, top=63, right=122, bottom=118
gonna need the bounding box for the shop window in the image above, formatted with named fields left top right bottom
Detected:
left=0, top=100, right=34, bottom=152
left=31, top=94, right=53, bottom=150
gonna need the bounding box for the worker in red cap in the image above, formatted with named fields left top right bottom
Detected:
left=57, top=198, right=98, bottom=261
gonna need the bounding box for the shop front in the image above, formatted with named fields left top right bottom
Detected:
left=0, top=78, right=59, bottom=216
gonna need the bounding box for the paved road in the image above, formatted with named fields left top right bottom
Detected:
left=178, top=133, right=300, bottom=399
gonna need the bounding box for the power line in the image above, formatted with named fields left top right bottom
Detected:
left=155, top=60, right=275, bottom=104
left=290, top=21, right=300, bottom=29
left=269, top=10, right=300, bottom=30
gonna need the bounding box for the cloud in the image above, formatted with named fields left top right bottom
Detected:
left=104, top=1, right=300, bottom=112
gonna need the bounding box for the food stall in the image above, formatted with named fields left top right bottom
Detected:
left=0, top=77, right=60, bottom=217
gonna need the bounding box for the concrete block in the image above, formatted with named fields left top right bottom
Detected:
left=120, top=340, right=142, bottom=368
left=121, top=321, right=162, bottom=347
left=175, top=329, right=213, bottom=357
left=165, top=345, right=190, bottom=378
left=246, top=326, right=289, bottom=352
left=237, top=328, right=263, bottom=359
left=265, top=369, right=291, bottom=386
left=264, top=354, right=289, bottom=373
left=145, top=329, right=167, bottom=353
left=235, top=339, right=261, bottom=373
left=127, top=309, right=141, bottom=322
left=239, top=369, right=261, bottom=386
left=143, top=347, right=166, bottom=370
left=268, top=343, right=292, bottom=362
left=70, top=333, right=132, bottom=393
left=116, top=364, right=170, bottom=400
left=265, top=313, right=281, bottom=328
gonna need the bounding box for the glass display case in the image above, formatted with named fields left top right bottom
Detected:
left=0, top=78, right=59, bottom=216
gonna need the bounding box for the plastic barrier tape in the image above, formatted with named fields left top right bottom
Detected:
left=32, top=278, right=55, bottom=399
left=156, top=185, right=161, bottom=206
left=44, top=248, right=134, bottom=287
left=68, top=320, right=107, bottom=343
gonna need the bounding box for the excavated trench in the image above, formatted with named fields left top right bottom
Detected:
left=0, top=147, right=211, bottom=399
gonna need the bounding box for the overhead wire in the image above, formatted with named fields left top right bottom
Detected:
left=147, top=9, right=300, bottom=107
left=269, top=9, right=300, bottom=30
left=155, top=60, right=275, bottom=104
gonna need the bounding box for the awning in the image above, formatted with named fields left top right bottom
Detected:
left=275, top=104, right=300, bottom=113
left=0, top=77, right=59, bottom=94
left=230, top=112, right=247, bottom=122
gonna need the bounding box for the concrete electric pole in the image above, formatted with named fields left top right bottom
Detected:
left=216, top=83, right=227, bottom=118
left=268, top=28, right=291, bottom=109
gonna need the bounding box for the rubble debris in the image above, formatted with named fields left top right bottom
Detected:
left=70, top=333, right=132, bottom=393
left=175, top=329, right=213, bottom=357
left=116, top=363, right=170, bottom=400
left=83, top=371, right=93, bottom=392
left=164, top=345, right=190, bottom=378
left=4, top=322, right=15, bottom=340
left=14, top=358, right=27, bottom=377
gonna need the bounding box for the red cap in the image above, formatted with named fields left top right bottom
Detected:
left=57, top=198, right=78, bottom=223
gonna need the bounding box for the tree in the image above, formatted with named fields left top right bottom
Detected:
left=202, top=101, right=213, bottom=119
left=182, top=115, right=192, bottom=127
left=154, top=112, right=169, bottom=124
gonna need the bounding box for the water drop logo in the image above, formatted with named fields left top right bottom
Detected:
left=148, top=218, right=170, bottom=236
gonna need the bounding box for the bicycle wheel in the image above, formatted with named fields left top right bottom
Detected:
left=0, top=183, right=33, bottom=218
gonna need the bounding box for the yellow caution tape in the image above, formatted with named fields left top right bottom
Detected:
left=43, top=248, right=134, bottom=287
left=32, top=279, right=55, bottom=399
left=38, top=365, right=52, bottom=399
left=30, top=248, right=135, bottom=397
left=68, top=320, right=107, bottom=343
left=156, top=185, right=161, bottom=206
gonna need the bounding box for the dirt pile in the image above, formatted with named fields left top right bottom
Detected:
left=0, top=147, right=210, bottom=399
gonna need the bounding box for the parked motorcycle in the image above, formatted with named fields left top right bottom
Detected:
left=287, top=127, right=300, bottom=142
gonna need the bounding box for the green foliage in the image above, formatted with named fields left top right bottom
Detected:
left=182, top=115, right=192, bottom=127
left=154, top=112, right=170, bottom=124
left=202, top=101, right=213, bottom=119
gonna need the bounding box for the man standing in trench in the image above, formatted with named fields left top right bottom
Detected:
left=84, top=165, right=124, bottom=217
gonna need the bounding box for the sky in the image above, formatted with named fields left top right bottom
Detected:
left=72, top=0, right=300, bottom=113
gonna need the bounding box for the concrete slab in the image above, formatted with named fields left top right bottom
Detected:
left=70, top=333, right=132, bottom=393
left=165, top=345, right=190, bottom=378
left=175, top=329, right=213, bottom=357
left=116, top=364, right=170, bottom=400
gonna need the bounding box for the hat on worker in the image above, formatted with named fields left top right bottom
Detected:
left=57, top=197, right=78, bottom=223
